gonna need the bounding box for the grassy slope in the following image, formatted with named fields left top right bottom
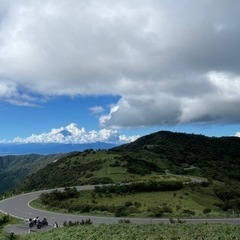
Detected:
left=31, top=183, right=223, bottom=218
left=18, top=223, right=240, bottom=240
left=14, top=151, right=127, bottom=192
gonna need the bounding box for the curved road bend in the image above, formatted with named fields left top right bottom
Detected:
left=0, top=186, right=239, bottom=226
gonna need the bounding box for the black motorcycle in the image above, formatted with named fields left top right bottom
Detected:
left=28, top=217, right=39, bottom=228
left=37, top=218, right=48, bottom=229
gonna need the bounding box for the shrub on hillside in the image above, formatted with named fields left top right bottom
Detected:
left=0, top=214, right=9, bottom=225
left=39, top=187, right=79, bottom=205
left=182, top=209, right=195, bottom=216
left=85, top=173, right=93, bottom=178
left=85, top=177, right=113, bottom=185
left=115, top=206, right=128, bottom=217
left=134, top=201, right=142, bottom=208
left=203, top=208, right=212, bottom=214
left=148, top=207, right=164, bottom=217
left=94, top=181, right=183, bottom=195
left=162, top=206, right=173, bottom=213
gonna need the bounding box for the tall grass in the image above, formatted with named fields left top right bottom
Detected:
left=20, top=223, right=240, bottom=240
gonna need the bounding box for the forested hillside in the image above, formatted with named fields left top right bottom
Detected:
left=112, top=131, right=240, bottom=181
left=12, top=131, right=240, bottom=194
left=0, top=154, right=62, bottom=194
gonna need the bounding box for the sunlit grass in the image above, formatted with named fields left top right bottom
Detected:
left=19, top=223, right=240, bottom=240
left=31, top=185, right=223, bottom=217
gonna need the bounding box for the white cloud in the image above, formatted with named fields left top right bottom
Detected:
left=235, top=132, right=240, bottom=137
left=0, top=1, right=240, bottom=128
left=89, top=106, right=105, bottom=114
left=6, top=123, right=139, bottom=144
left=0, top=80, right=16, bottom=98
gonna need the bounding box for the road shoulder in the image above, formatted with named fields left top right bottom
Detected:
left=3, top=222, right=53, bottom=236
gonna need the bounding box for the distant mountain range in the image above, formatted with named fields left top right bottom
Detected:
left=0, top=142, right=117, bottom=156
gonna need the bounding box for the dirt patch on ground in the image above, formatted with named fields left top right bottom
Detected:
left=3, top=222, right=53, bottom=236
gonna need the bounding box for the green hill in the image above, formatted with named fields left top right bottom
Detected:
left=12, top=131, right=240, bottom=193
left=112, top=131, right=240, bottom=181
left=13, top=150, right=124, bottom=192
left=9, top=131, right=239, bottom=212
left=0, top=154, right=63, bottom=194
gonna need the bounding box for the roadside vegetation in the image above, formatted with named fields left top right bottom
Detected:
left=1, top=213, right=240, bottom=239
left=17, top=223, right=240, bottom=240
left=0, top=213, right=22, bottom=240
left=31, top=180, right=238, bottom=218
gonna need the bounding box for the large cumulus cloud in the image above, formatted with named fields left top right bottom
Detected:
left=0, top=0, right=240, bottom=128
left=3, top=123, right=139, bottom=144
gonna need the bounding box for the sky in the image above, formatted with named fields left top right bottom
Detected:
left=1, top=0, right=240, bottom=144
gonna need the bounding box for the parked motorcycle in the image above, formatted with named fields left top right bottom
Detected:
left=37, top=218, right=48, bottom=229
left=28, top=217, right=39, bottom=228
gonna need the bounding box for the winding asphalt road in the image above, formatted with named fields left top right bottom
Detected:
left=0, top=186, right=240, bottom=226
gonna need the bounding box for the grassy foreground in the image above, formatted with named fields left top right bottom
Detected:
left=0, top=213, right=22, bottom=240
left=17, top=223, right=240, bottom=240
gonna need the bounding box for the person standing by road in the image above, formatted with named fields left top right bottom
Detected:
left=10, top=232, right=14, bottom=240
left=53, top=221, right=58, bottom=229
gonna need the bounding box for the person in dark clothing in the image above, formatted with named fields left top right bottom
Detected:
left=10, top=232, right=14, bottom=240
left=53, top=221, right=58, bottom=228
